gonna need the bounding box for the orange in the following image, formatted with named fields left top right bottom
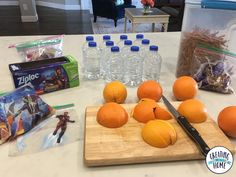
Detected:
left=139, top=98, right=157, bottom=103
left=137, top=80, right=163, bottom=101
left=103, top=81, right=127, bottom=104
left=142, top=120, right=177, bottom=148
left=97, top=102, right=128, bottom=128
left=218, top=106, right=236, bottom=138
left=177, top=99, right=207, bottom=123
left=133, top=98, right=173, bottom=122
left=173, top=76, right=198, bottom=101
left=154, top=106, right=173, bottom=120
left=133, top=100, right=158, bottom=123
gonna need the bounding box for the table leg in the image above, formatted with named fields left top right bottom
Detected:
left=163, top=23, right=168, bottom=32
left=152, top=23, right=155, bottom=32
left=124, top=16, right=127, bottom=33
left=132, top=23, right=136, bottom=33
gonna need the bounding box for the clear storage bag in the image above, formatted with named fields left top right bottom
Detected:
left=0, top=84, right=54, bottom=144
left=9, top=35, right=64, bottom=62
left=176, top=0, right=236, bottom=80
left=9, top=104, right=80, bottom=156
left=191, top=44, right=236, bottom=94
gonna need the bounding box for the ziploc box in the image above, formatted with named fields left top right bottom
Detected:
left=9, top=55, right=79, bottom=94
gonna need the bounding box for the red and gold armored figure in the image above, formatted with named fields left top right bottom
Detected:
left=53, top=112, right=75, bottom=143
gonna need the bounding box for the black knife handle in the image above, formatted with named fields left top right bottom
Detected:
left=177, top=116, right=210, bottom=157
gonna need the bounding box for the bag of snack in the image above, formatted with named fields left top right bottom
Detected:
left=191, top=44, right=236, bottom=94
left=0, top=84, right=54, bottom=144
left=9, top=35, right=64, bottom=62
left=9, top=104, right=80, bottom=156
left=176, top=0, right=236, bottom=77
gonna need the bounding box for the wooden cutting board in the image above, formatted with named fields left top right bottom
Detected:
left=84, top=102, right=235, bottom=167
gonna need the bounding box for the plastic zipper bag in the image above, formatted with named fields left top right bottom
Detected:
left=9, top=35, right=64, bottom=62
left=0, top=84, right=54, bottom=144
left=9, top=104, right=80, bottom=156
left=191, top=44, right=236, bottom=94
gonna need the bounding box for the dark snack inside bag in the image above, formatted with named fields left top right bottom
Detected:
left=191, top=45, right=236, bottom=94
left=0, top=84, right=54, bottom=144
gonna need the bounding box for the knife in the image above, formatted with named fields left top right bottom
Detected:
left=162, top=95, right=210, bottom=157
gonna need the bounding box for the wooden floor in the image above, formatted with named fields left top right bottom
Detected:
left=0, top=6, right=93, bottom=36
left=0, top=6, right=181, bottom=36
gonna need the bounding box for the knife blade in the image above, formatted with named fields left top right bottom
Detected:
left=162, top=95, right=210, bottom=157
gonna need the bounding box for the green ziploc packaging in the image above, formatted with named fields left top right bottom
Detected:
left=9, top=55, right=80, bottom=94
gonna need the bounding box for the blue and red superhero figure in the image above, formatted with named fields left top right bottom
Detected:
left=53, top=112, right=75, bottom=143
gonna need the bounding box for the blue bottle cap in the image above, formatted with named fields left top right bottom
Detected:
left=103, top=35, right=111, bottom=40
left=131, top=46, right=139, bottom=52
left=136, top=34, right=144, bottom=39
left=106, top=41, right=114, bottom=46
left=120, top=35, right=128, bottom=40
left=86, top=36, right=94, bottom=41
left=111, top=46, right=120, bottom=52
left=150, top=45, right=158, bottom=51
left=124, top=40, right=132, bottom=46
left=142, top=39, right=150, bottom=45
left=88, top=42, right=97, bottom=47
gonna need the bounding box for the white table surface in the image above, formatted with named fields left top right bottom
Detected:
left=0, top=32, right=235, bottom=177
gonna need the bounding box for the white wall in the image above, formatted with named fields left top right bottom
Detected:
left=0, top=0, right=81, bottom=9
left=19, top=0, right=38, bottom=22
left=65, top=0, right=80, bottom=5
left=132, top=0, right=142, bottom=8
left=36, top=0, right=80, bottom=9
left=80, top=0, right=92, bottom=12
left=0, top=0, right=19, bottom=5
left=38, top=0, right=65, bottom=4
left=0, top=0, right=141, bottom=11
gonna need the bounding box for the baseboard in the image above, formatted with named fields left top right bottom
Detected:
left=0, top=1, right=81, bottom=10
left=21, top=15, right=38, bottom=22
left=0, top=1, right=19, bottom=6
left=64, top=5, right=81, bottom=10
left=36, top=1, right=80, bottom=10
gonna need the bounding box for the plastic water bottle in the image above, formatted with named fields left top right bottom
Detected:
left=106, top=46, right=123, bottom=82
left=100, top=41, right=114, bottom=79
left=117, top=35, right=128, bottom=48
left=133, top=34, right=144, bottom=46
left=121, top=40, right=132, bottom=54
left=100, top=35, right=111, bottom=50
left=83, top=42, right=100, bottom=80
left=82, top=36, right=94, bottom=66
left=140, top=39, right=150, bottom=58
left=121, top=40, right=132, bottom=61
left=82, top=36, right=94, bottom=51
left=123, top=46, right=143, bottom=87
left=121, top=40, right=132, bottom=83
left=142, top=45, right=162, bottom=81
